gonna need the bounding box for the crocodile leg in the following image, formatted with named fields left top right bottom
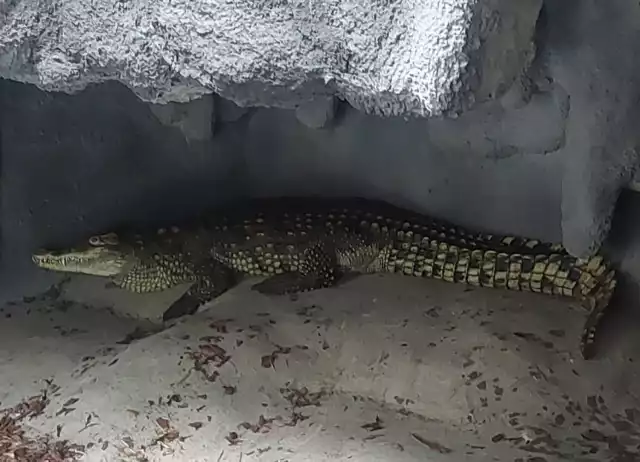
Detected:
left=163, top=260, right=241, bottom=321
left=251, top=241, right=340, bottom=295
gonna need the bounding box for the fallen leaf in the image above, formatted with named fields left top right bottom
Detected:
left=156, top=417, right=170, bottom=430
left=188, top=422, right=203, bottom=430
left=261, top=354, right=276, bottom=368
left=157, top=429, right=180, bottom=443
left=225, top=431, right=241, bottom=445
left=410, top=433, right=453, bottom=454
left=284, top=411, right=309, bottom=427
left=361, top=416, right=384, bottom=432
left=63, top=397, right=79, bottom=407
left=280, top=386, right=326, bottom=408
left=55, top=407, right=76, bottom=417
left=200, top=344, right=227, bottom=357
left=209, top=319, right=232, bottom=333
left=274, top=345, right=291, bottom=354
left=223, top=386, right=237, bottom=395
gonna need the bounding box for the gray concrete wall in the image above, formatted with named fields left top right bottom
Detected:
left=0, top=79, right=565, bottom=296
left=0, top=81, right=246, bottom=300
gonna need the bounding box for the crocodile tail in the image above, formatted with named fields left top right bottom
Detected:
left=389, top=240, right=617, bottom=359
left=576, top=255, right=618, bottom=359
left=474, top=234, right=568, bottom=256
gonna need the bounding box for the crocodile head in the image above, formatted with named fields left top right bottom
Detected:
left=32, top=232, right=135, bottom=277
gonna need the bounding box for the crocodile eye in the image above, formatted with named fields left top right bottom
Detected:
left=89, top=233, right=119, bottom=246
left=88, top=236, right=102, bottom=246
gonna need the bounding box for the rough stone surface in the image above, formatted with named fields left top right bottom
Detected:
left=149, top=95, right=215, bottom=142
left=295, top=97, right=337, bottom=129
left=0, top=0, right=542, bottom=117
left=215, top=96, right=250, bottom=124
left=2, top=270, right=640, bottom=461
left=539, top=0, right=640, bottom=257
left=427, top=80, right=568, bottom=159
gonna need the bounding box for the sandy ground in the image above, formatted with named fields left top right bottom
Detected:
left=1, top=273, right=640, bottom=462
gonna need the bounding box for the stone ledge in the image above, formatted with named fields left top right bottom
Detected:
left=0, top=0, right=542, bottom=118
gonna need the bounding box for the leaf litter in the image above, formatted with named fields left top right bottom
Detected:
left=0, top=383, right=85, bottom=461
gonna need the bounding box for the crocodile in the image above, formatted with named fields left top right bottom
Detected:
left=31, top=196, right=617, bottom=360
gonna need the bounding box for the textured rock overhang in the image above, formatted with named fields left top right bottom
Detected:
left=0, top=0, right=542, bottom=117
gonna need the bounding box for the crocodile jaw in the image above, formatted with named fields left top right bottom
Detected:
left=32, top=247, right=130, bottom=277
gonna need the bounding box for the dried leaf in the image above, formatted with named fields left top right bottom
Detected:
left=256, top=414, right=276, bottom=432
left=0, top=402, right=84, bottom=462
left=223, top=386, right=237, bottom=395
left=261, top=354, right=276, bottom=368
left=188, top=422, right=203, bottom=430
left=274, top=345, right=291, bottom=354
left=209, top=319, right=232, bottom=333
left=160, top=429, right=180, bottom=443
left=200, top=344, right=227, bottom=357
left=56, top=407, right=76, bottom=417
left=410, top=433, right=453, bottom=454
left=284, top=411, right=309, bottom=427
left=225, top=431, right=240, bottom=445
left=63, top=397, right=79, bottom=407
left=156, top=417, right=170, bottom=430
left=361, top=416, right=384, bottom=432
left=281, top=386, right=326, bottom=408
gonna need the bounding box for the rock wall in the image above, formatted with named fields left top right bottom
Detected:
left=0, top=0, right=542, bottom=117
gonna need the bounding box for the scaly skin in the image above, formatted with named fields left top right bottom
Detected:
left=31, top=197, right=617, bottom=359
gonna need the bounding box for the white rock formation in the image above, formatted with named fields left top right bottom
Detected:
left=0, top=0, right=542, bottom=117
